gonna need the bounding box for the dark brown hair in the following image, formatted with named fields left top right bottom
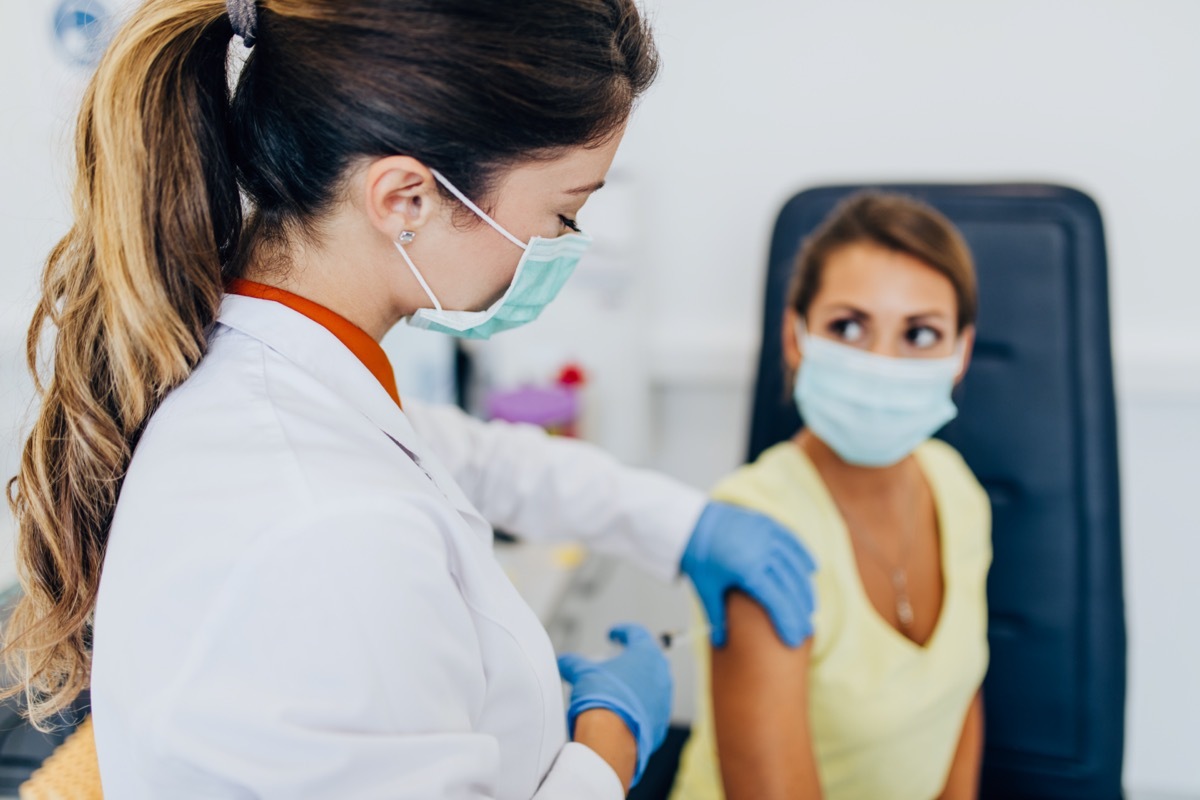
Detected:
left=788, top=192, right=978, bottom=332
left=4, top=0, right=658, bottom=727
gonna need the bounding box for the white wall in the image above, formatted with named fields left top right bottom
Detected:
left=620, top=1, right=1200, bottom=795
left=0, top=0, right=102, bottom=586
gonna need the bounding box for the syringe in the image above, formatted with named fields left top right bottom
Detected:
left=657, top=625, right=711, bottom=650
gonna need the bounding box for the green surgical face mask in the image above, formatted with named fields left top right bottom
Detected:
left=396, top=170, right=593, bottom=340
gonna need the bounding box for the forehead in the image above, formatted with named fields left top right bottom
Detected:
left=493, top=131, right=625, bottom=197
left=812, top=242, right=958, bottom=316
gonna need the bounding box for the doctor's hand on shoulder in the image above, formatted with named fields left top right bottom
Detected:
left=682, top=501, right=818, bottom=649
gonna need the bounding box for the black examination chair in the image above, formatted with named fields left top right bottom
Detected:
left=744, top=184, right=1126, bottom=799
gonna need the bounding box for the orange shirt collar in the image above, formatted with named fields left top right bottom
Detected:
left=226, top=279, right=401, bottom=408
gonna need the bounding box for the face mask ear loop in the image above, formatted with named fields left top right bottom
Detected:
left=395, top=241, right=443, bottom=312
left=951, top=339, right=970, bottom=380
left=431, top=169, right=528, bottom=251
left=794, top=317, right=809, bottom=355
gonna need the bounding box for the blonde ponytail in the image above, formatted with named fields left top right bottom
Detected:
left=2, top=0, right=240, bottom=727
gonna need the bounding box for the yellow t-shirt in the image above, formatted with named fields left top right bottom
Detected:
left=672, top=439, right=992, bottom=800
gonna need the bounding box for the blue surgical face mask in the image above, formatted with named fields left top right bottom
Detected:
left=793, top=321, right=963, bottom=468
left=395, top=169, right=593, bottom=340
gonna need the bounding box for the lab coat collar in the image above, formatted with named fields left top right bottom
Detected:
left=216, top=294, right=493, bottom=544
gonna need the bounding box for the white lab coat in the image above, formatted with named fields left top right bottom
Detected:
left=90, top=294, right=705, bottom=799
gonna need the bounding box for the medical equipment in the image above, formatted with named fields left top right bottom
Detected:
left=793, top=323, right=961, bottom=468
left=656, top=625, right=710, bottom=650
left=398, top=170, right=593, bottom=340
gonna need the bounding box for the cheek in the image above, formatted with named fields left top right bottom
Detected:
left=479, top=241, right=524, bottom=300
left=434, top=229, right=522, bottom=307
left=916, top=337, right=959, bottom=359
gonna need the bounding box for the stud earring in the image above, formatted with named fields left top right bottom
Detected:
left=398, top=230, right=416, bottom=245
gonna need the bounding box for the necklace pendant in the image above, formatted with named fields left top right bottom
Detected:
left=889, top=570, right=915, bottom=629
left=896, top=594, right=915, bottom=629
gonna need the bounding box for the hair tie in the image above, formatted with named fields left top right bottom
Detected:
left=226, top=0, right=258, bottom=47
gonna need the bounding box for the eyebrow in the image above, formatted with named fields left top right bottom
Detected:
left=825, top=304, right=868, bottom=317
left=906, top=310, right=951, bottom=322
left=563, top=180, right=606, bottom=196
left=823, top=304, right=950, bottom=322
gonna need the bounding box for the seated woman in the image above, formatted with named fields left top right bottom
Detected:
left=672, top=192, right=992, bottom=800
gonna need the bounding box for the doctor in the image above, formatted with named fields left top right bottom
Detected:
left=3, top=0, right=815, bottom=797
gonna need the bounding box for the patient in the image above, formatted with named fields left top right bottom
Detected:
left=672, top=193, right=992, bottom=800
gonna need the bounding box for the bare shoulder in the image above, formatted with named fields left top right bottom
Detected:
left=711, top=592, right=819, bottom=800
left=717, top=592, right=813, bottom=670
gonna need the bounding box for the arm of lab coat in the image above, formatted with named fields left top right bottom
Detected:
left=146, top=503, right=623, bottom=800
left=404, top=400, right=706, bottom=583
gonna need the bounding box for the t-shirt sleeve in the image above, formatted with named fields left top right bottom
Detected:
left=707, top=447, right=841, bottom=657
left=919, top=440, right=993, bottom=663
left=709, top=449, right=833, bottom=565
left=923, top=439, right=994, bottom=570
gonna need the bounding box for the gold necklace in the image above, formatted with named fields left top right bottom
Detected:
left=804, top=437, right=923, bottom=633
left=845, top=500, right=918, bottom=632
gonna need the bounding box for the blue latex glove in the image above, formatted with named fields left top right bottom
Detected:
left=681, top=501, right=817, bottom=648
left=557, top=624, right=673, bottom=787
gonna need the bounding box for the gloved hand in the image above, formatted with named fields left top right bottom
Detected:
left=681, top=501, right=817, bottom=648
left=557, top=624, right=673, bottom=787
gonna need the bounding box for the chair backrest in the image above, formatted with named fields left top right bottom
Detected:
left=749, top=184, right=1126, bottom=799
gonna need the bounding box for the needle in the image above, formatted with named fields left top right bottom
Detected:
left=658, top=625, right=710, bottom=650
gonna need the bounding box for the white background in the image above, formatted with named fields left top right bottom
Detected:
left=1, top=0, right=1197, bottom=796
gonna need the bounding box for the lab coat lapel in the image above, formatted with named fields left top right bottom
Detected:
left=216, top=295, right=493, bottom=543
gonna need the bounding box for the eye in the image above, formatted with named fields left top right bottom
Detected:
left=829, top=318, right=865, bottom=343
left=558, top=215, right=581, bottom=233
left=907, top=325, right=942, bottom=349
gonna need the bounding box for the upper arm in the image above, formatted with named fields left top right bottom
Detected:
left=149, top=506, right=498, bottom=798
left=710, top=591, right=822, bottom=800
left=938, top=692, right=984, bottom=800
left=404, top=401, right=701, bottom=582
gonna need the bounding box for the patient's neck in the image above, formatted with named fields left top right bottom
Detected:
left=796, top=431, right=919, bottom=499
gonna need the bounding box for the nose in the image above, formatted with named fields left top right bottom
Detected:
left=867, top=337, right=904, bottom=359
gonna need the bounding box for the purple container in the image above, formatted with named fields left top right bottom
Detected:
left=486, top=386, right=580, bottom=433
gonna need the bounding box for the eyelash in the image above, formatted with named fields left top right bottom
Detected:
left=907, top=326, right=943, bottom=347
left=830, top=318, right=864, bottom=340
left=559, top=215, right=581, bottom=232
left=827, top=319, right=944, bottom=348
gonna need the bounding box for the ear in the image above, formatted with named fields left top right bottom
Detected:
left=361, top=156, right=441, bottom=241
left=782, top=308, right=804, bottom=373
left=954, top=325, right=976, bottom=385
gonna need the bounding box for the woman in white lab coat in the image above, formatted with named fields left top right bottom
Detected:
left=1, top=0, right=816, bottom=797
